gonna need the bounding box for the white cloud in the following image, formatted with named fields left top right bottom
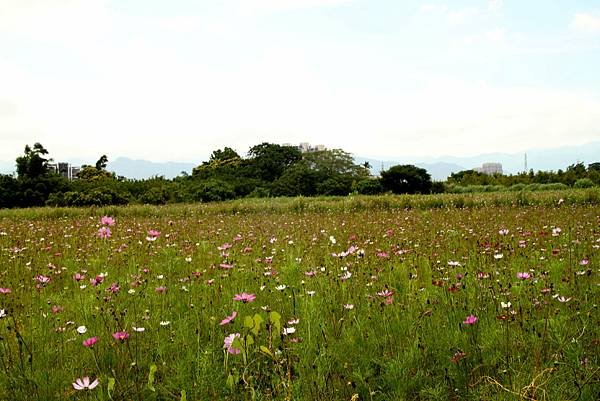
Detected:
left=420, top=4, right=448, bottom=14
left=447, top=7, right=480, bottom=24
left=571, top=12, right=600, bottom=34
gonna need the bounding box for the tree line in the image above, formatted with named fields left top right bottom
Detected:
left=0, top=142, right=597, bottom=208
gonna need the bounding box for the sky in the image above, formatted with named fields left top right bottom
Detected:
left=1, top=0, right=600, bottom=165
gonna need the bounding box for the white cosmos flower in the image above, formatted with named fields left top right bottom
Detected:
left=76, top=325, right=87, bottom=334
left=500, top=301, right=511, bottom=309
left=0, top=309, right=6, bottom=318
left=283, top=327, right=296, bottom=335
left=133, top=326, right=145, bottom=332
left=159, top=321, right=171, bottom=326
left=276, top=285, right=287, bottom=291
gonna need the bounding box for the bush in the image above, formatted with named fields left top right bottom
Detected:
left=353, top=179, right=384, bottom=195
left=193, top=179, right=236, bottom=202
left=574, top=178, right=594, bottom=189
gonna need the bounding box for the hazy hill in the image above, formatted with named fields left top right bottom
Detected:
left=1, top=141, right=599, bottom=181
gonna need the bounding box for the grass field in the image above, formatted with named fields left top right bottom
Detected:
left=0, top=191, right=598, bottom=400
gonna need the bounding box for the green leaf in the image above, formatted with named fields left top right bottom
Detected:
left=252, top=314, right=264, bottom=336
left=270, top=311, right=281, bottom=335
left=244, top=316, right=254, bottom=329
left=107, top=377, right=116, bottom=399
left=147, top=364, right=157, bottom=392
left=232, top=337, right=244, bottom=351
left=180, top=390, right=187, bottom=401
left=246, top=334, right=254, bottom=347
left=260, top=345, right=274, bottom=358
left=226, top=374, right=235, bottom=390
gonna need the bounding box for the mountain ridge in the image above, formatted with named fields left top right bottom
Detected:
left=1, top=141, right=598, bottom=181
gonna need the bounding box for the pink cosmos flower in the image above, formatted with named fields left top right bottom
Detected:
left=579, top=258, right=589, bottom=266
left=35, top=275, right=51, bottom=285
left=83, top=337, right=97, bottom=348
left=463, top=315, right=478, bottom=325
left=90, top=275, right=104, bottom=287
left=218, top=243, right=232, bottom=251
left=223, top=333, right=241, bottom=354
left=498, top=228, right=509, bottom=235
left=146, top=230, right=161, bottom=241
left=72, top=376, right=99, bottom=390
left=73, top=273, right=85, bottom=282
left=219, top=311, right=237, bottom=326
left=100, top=216, right=115, bottom=226
left=112, top=331, right=129, bottom=341
left=377, top=289, right=395, bottom=297
left=233, top=292, right=256, bottom=303
left=516, top=272, right=531, bottom=280
left=97, top=227, right=111, bottom=239
left=219, top=263, right=234, bottom=270
left=155, top=286, right=167, bottom=294
left=0, top=288, right=11, bottom=294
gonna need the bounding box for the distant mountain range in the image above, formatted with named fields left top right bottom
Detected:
left=1, top=141, right=599, bottom=181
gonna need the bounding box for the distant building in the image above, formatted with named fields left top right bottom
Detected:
left=49, top=163, right=81, bottom=180
left=474, top=162, right=503, bottom=175
left=283, top=142, right=326, bottom=153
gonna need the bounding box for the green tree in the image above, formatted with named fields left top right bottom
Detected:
left=95, top=155, right=109, bottom=170
left=16, top=143, right=52, bottom=179
left=380, top=164, right=432, bottom=194
left=247, top=143, right=302, bottom=182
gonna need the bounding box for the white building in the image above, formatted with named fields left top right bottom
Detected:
left=474, top=162, right=503, bottom=175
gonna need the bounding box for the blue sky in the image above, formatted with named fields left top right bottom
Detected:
left=1, top=0, right=599, bottom=164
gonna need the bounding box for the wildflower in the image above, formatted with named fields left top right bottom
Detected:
left=500, top=301, right=511, bottom=309
left=0, top=309, right=6, bottom=318
left=97, top=227, right=111, bottom=239
left=463, top=315, right=478, bottom=325
left=305, top=270, right=317, bottom=277
left=220, top=263, right=234, bottom=269
left=340, top=271, right=352, bottom=280
left=476, top=272, right=489, bottom=279
left=146, top=230, right=161, bottom=241
left=159, top=321, right=171, bottom=326
left=447, top=261, right=461, bottom=267
left=329, top=236, right=336, bottom=244
left=555, top=295, right=572, bottom=303
left=128, top=289, right=136, bottom=294
left=516, top=272, right=531, bottom=280
left=155, top=286, right=167, bottom=294
left=106, top=282, right=120, bottom=293
left=306, top=290, right=316, bottom=296
left=223, top=333, right=241, bottom=355
left=51, top=305, right=64, bottom=314
left=283, top=327, right=296, bottom=335
left=220, top=311, right=237, bottom=326
left=133, top=326, right=145, bottom=332
left=377, top=289, right=394, bottom=297
left=100, top=216, right=115, bottom=226
left=72, top=377, right=99, bottom=390
left=76, top=326, right=87, bottom=334
left=275, top=285, right=287, bottom=291
left=218, top=243, right=232, bottom=251
left=579, top=258, right=589, bottom=266
left=287, top=318, right=300, bottom=325
left=83, top=337, right=97, bottom=347
left=73, top=273, right=85, bottom=282
left=498, top=228, right=509, bottom=235
left=450, top=350, right=467, bottom=364
left=0, top=288, right=11, bottom=294
left=343, top=304, right=354, bottom=310
left=233, top=292, right=256, bottom=303
left=493, top=253, right=503, bottom=260
left=552, top=227, right=561, bottom=236
left=35, top=275, right=51, bottom=285
left=112, top=331, right=129, bottom=341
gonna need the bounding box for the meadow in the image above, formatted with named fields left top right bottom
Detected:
left=0, top=191, right=598, bottom=400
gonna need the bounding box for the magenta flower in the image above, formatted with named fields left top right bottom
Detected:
left=112, top=331, right=129, bottom=341
left=223, top=333, right=241, bottom=354
left=100, top=216, right=115, bottom=226
left=97, top=227, right=111, bottom=239
left=155, top=286, right=167, bottom=294
left=218, top=243, right=232, bottom=251
left=0, top=287, right=11, bottom=294
left=219, top=263, right=234, bottom=270
left=73, top=273, right=85, bottom=282
left=219, top=311, right=237, bottom=326
left=516, top=272, right=531, bottom=280
left=83, top=337, right=97, bottom=348
left=72, top=376, right=99, bottom=390
left=463, top=315, right=478, bottom=325
left=233, top=292, right=256, bottom=303
left=90, top=275, right=104, bottom=287
left=105, top=282, right=120, bottom=293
